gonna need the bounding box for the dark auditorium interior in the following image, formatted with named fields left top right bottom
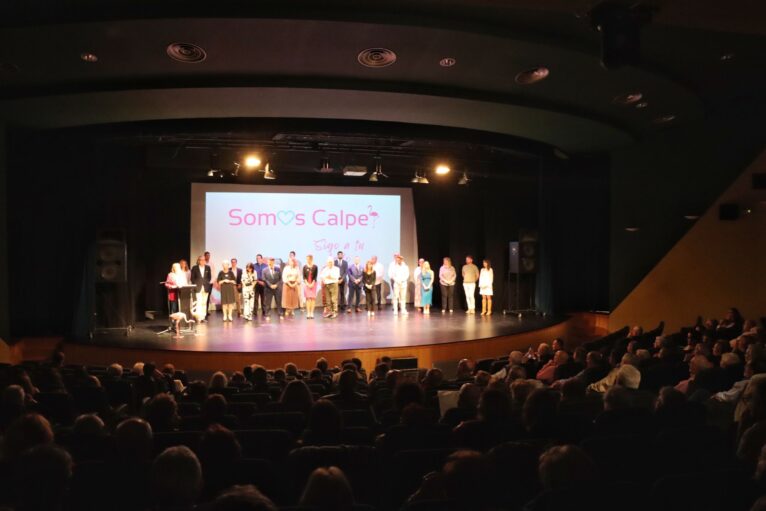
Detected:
left=1, top=1, right=766, bottom=511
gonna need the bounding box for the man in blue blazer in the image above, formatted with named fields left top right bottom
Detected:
left=334, top=251, right=349, bottom=313
left=347, top=255, right=364, bottom=313
left=262, top=257, right=284, bottom=319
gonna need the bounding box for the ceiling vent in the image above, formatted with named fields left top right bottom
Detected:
left=357, top=48, right=397, bottom=68
left=166, top=43, right=207, bottom=63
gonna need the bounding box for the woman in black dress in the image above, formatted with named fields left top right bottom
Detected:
left=217, top=260, right=237, bottom=322
left=363, top=260, right=376, bottom=316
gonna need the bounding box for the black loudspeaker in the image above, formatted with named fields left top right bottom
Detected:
left=510, top=230, right=538, bottom=274
left=91, top=236, right=132, bottom=334
left=719, top=203, right=740, bottom=221
left=95, top=239, right=127, bottom=282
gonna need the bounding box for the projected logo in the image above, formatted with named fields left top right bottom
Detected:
left=228, top=204, right=380, bottom=230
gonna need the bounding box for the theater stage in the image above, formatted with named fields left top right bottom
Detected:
left=13, top=312, right=606, bottom=374
left=92, top=309, right=565, bottom=353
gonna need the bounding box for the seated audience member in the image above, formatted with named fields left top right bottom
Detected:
left=441, top=383, right=482, bottom=428
left=299, top=466, right=354, bottom=511
left=717, top=307, right=744, bottom=341
left=523, top=388, right=561, bottom=438
left=493, top=351, right=525, bottom=380
left=474, top=370, right=492, bottom=388
left=136, top=362, right=167, bottom=401
left=208, top=371, right=228, bottom=391
left=379, top=381, right=425, bottom=427
left=229, top=371, right=251, bottom=391
left=185, top=380, right=209, bottom=405
left=284, top=362, right=301, bottom=380
left=114, top=417, right=153, bottom=464
left=200, top=393, right=236, bottom=428
left=151, top=446, right=203, bottom=511
left=278, top=380, right=314, bottom=415
left=322, top=369, right=368, bottom=410
left=587, top=352, right=639, bottom=394
left=251, top=365, right=270, bottom=393
left=302, top=399, right=343, bottom=446
left=453, top=389, right=523, bottom=450
left=0, top=385, right=27, bottom=431
left=144, top=393, right=180, bottom=433
left=14, top=445, right=73, bottom=511
left=536, top=350, right=567, bottom=384
left=332, top=361, right=365, bottom=384
left=713, top=359, right=766, bottom=404
left=307, top=368, right=331, bottom=393
left=2, top=413, right=54, bottom=461
left=562, top=351, right=609, bottom=387
left=210, top=484, right=277, bottom=511
left=68, top=413, right=107, bottom=463
left=315, top=357, right=332, bottom=378
left=454, top=358, right=476, bottom=382
left=642, top=344, right=688, bottom=393
left=538, top=444, right=598, bottom=491
left=552, top=338, right=565, bottom=353
left=522, top=343, right=553, bottom=377
left=675, top=354, right=714, bottom=395
left=409, top=450, right=494, bottom=510
left=198, top=424, right=243, bottom=500
left=421, top=368, right=445, bottom=392
left=737, top=378, right=766, bottom=468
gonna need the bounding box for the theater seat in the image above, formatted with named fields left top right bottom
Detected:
left=387, top=448, right=457, bottom=508
left=249, top=412, right=306, bottom=436
left=236, top=429, right=296, bottom=461
left=153, top=430, right=201, bottom=454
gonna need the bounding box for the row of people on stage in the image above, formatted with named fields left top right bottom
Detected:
left=166, top=251, right=496, bottom=322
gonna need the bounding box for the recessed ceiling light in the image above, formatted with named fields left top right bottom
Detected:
left=613, top=92, right=643, bottom=105
left=357, top=48, right=397, bottom=68
left=653, top=114, right=677, bottom=124
left=515, top=67, right=550, bottom=85
left=683, top=214, right=700, bottom=220
left=635, top=101, right=649, bottom=109
left=435, top=164, right=451, bottom=175
left=166, top=42, right=207, bottom=63
left=624, top=226, right=640, bottom=232
left=80, top=53, right=98, bottom=63
left=720, top=53, right=735, bottom=61
left=439, top=57, right=456, bottom=67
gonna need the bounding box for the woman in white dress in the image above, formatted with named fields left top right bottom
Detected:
left=241, top=262, right=257, bottom=321
left=479, top=259, right=494, bottom=316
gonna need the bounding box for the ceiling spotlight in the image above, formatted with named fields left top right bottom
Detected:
left=683, top=214, right=700, bottom=220
left=166, top=42, right=207, bottom=63
left=613, top=92, right=643, bottom=105
left=720, top=52, right=735, bottom=61
left=244, top=155, right=261, bottom=169
left=411, top=172, right=420, bottom=184
left=435, top=164, right=451, bottom=175
left=369, top=158, right=387, bottom=182
left=80, top=52, right=98, bottom=63
left=263, top=163, right=276, bottom=180
left=635, top=101, right=649, bottom=109
left=317, top=156, right=334, bottom=173
left=458, top=172, right=470, bottom=185
left=207, top=169, right=217, bottom=177
left=231, top=162, right=241, bottom=177
left=624, top=226, right=640, bottom=232
left=515, top=67, right=550, bottom=85
left=439, top=57, right=457, bottom=67
left=411, top=171, right=429, bottom=184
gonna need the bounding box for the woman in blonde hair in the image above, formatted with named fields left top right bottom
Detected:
left=419, top=261, right=434, bottom=314
left=217, top=260, right=237, bottom=322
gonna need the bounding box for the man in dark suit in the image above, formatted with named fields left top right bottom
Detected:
left=262, top=257, right=283, bottom=319
left=335, top=251, right=349, bottom=312
left=347, top=255, right=364, bottom=313
left=190, top=255, right=212, bottom=321
left=231, top=257, right=243, bottom=317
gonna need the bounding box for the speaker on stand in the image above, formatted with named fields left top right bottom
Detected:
left=90, top=235, right=133, bottom=337
left=504, top=230, right=540, bottom=317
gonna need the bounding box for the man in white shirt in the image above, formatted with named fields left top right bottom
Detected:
left=371, top=255, right=385, bottom=311
left=319, top=257, right=341, bottom=319
left=388, top=254, right=410, bottom=315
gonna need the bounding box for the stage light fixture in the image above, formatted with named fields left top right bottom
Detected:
left=207, top=169, right=217, bottom=177
left=458, top=172, right=470, bottom=185
left=435, top=164, right=451, bottom=175
left=263, top=163, right=276, bottom=180
left=369, top=158, right=388, bottom=182
left=244, top=155, right=261, bottom=169
left=232, top=162, right=241, bottom=177
left=317, top=156, right=334, bottom=173
left=411, top=172, right=420, bottom=184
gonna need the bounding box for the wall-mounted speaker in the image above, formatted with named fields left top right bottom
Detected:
left=510, top=230, right=538, bottom=274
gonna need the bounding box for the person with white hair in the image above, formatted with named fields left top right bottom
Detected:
left=216, top=260, right=237, bottom=322
left=320, top=257, right=341, bottom=319
left=389, top=254, right=410, bottom=315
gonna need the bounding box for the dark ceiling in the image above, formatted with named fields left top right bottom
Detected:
left=1, top=0, right=765, bottom=155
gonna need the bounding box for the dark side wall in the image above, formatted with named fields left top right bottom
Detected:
left=609, top=103, right=766, bottom=310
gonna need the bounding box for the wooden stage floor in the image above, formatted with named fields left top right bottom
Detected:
left=90, top=308, right=566, bottom=353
